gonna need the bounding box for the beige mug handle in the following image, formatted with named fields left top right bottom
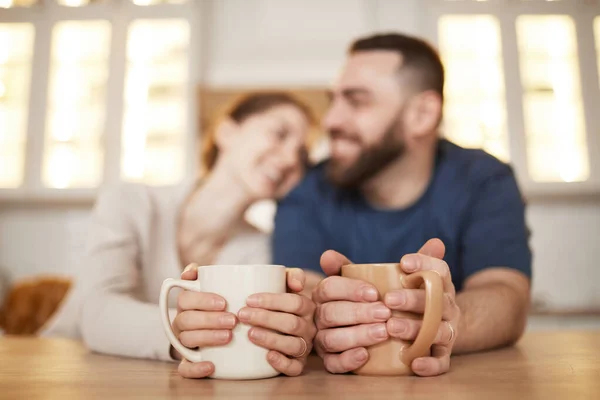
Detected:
left=159, top=278, right=204, bottom=363
left=398, top=269, right=444, bottom=367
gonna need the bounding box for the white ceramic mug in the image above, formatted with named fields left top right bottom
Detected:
left=159, top=264, right=287, bottom=380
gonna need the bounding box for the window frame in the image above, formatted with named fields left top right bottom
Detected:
left=0, top=0, right=202, bottom=203
left=424, top=0, right=600, bottom=198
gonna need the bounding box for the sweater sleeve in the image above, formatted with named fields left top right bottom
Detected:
left=78, top=183, right=177, bottom=362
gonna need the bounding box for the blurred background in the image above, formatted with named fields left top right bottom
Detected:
left=0, top=0, right=599, bottom=331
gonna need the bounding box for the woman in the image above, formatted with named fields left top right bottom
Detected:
left=41, top=92, right=320, bottom=378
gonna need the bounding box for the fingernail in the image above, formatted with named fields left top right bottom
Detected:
left=361, top=287, right=378, bottom=301
left=372, top=305, right=391, bottom=320
left=246, top=295, right=260, bottom=307
left=412, top=358, right=426, bottom=371
left=213, top=298, right=226, bottom=309
left=200, top=363, right=213, bottom=374
left=182, top=263, right=198, bottom=274
left=355, top=349, right=368, bottom=362
left=402, top=255, right=418, bottom=272
left=237, top=309, right=251, bottom=322
left=267, top=351, right=279, bottom=362
left=216, top=330, right=231, bottom=341
left=250, top=329, right=265, bottom=341
left=221, top=315, right=237, bottom=327
left=386, top=292, right=406, bottom=307
left=291, top=277, right=303, bottom=289
left=370, top=324, right=388, bottom=339
left=389, top=319, right=407, bottom=334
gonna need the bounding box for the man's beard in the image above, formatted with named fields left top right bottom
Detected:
left=326, top=116, right=405, bottom=190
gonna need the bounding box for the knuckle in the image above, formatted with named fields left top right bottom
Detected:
left=319, top=331, right=337, bottom=353
left=179, top=331, right=195, bottom=348
left=318, top=303, right=337, bottom=328
left=291, top=295, right=304, bottom=314
left=320, top=277, right=337, bottom=297
left=288, top=316, right=302, bottom=333
left=323, top=355, right=339, bottom=373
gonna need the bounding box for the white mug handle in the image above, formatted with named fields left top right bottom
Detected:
left=159, top=278, right=204, bottom=363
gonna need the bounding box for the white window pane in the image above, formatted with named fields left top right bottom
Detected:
left=43, top=21, right=110, bottom=189
left=517, top=15, right=589, bottom=183
left=0, top=23, right=34, bottom=188
left=438, top=15, right=509, bottom=162
left=131, top=0, right=187, bottom=6
left=57, top=0, right=104, bottom=7
left=121, top=19, right=189, bottom=185
left=0, top=0, right=39, bottom=8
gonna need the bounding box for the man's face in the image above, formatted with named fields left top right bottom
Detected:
left=323, top=51, right=408, bottom=189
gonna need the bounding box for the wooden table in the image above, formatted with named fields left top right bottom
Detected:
left=1, top=332, right=599, bottom=399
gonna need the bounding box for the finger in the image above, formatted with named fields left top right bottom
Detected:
left=267, top=350, right=305, bottom=377
left=286, top=268, right=305, bottom=293
left=174, top=311, right=237, bottom=331
left=417, top=238, right=445, bottom=259
left=387, top=318, right=455, bottom=345
left=238, top=308, right=308, bottom=336
left=411, top=345, right=451, bottom=377
left=384, top=290, right=457, bottom=320
left=312, top=276, right=379, bottom=305
left=315, top=301, right=390, bottom=329
left=320, top=250, right=352, bottom=277
left=177, top=359, right=215, bottom=379
left=178, top=291, right=227, bottom=312
left=246, top=292, right=314, bottom=317
left=181, top=263, right=199, bottom=280
left=399, top=254, right=454, bottom=293
left=314, top=323, right=388, bottom=353
left=178, top=329, right=233, bottom=348
left=248, top=327, right=309, bottom=358
left=322, top=348, right=369, bottom=374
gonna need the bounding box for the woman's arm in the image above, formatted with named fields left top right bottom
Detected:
left=78, top=183, right=176, bottom=362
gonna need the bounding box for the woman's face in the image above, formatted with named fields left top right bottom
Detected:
left=218, top=104, right=310, bottom=200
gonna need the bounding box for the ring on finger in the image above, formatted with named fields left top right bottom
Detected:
left=292, top=337, right=308, bottom=358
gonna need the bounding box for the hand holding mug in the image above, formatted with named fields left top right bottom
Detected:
left=162, top=264, right=316, bottom=380
left=239, top=268, right=317, bottom=376
left=313, top=239, right=452, bottom=376
left=383, top=238, right=460, bottom=377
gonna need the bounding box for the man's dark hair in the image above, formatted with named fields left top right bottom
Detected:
left=349, top=32, right=445, bottom=100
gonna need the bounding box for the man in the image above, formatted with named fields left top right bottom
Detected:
left=272, top=32, right=532, bottom=377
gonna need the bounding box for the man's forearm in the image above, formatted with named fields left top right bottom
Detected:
left=453, top=283, right=529, bottom=354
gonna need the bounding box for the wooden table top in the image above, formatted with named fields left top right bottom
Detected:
left=1, top=331, right=599, bottom=400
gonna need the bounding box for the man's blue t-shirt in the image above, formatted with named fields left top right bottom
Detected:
left=272, top=139, right=532, bottom=291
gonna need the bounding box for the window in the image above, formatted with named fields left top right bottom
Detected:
left=438, top=15, right=509, bottom=162
left=429, top=0, right=600, bottom=192
left=121, top=19, right=189, bottom=185
left=43, top=21, right=111, bottom=189
left=0, top=23, right=34, bottom=188
left=516, top=15, right=589, bottom=183
left=0, top=0, right=197, bottom=200
left=0, top=0, right=39, bottom=8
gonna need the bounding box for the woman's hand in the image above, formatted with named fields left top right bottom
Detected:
left=238, top=268, right=317, bottom=376
left=172, top=264, right=238, bottom=379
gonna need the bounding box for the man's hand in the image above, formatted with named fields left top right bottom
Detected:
left=384, top=238, right=460, bottom=377
left=312, top=251, right=392, bottom=374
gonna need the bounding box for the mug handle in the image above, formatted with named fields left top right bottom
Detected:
left=159, top=278, right=204, bottom=363
left=398, top=269, right=444, bottom=367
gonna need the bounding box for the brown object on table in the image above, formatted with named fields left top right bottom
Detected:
left=0, top=332, right=599, bottom=400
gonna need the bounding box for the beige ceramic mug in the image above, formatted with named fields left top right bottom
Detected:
left=159, top=264, right=287, bottom=380
left=341, top=263, right=444, bottom=376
